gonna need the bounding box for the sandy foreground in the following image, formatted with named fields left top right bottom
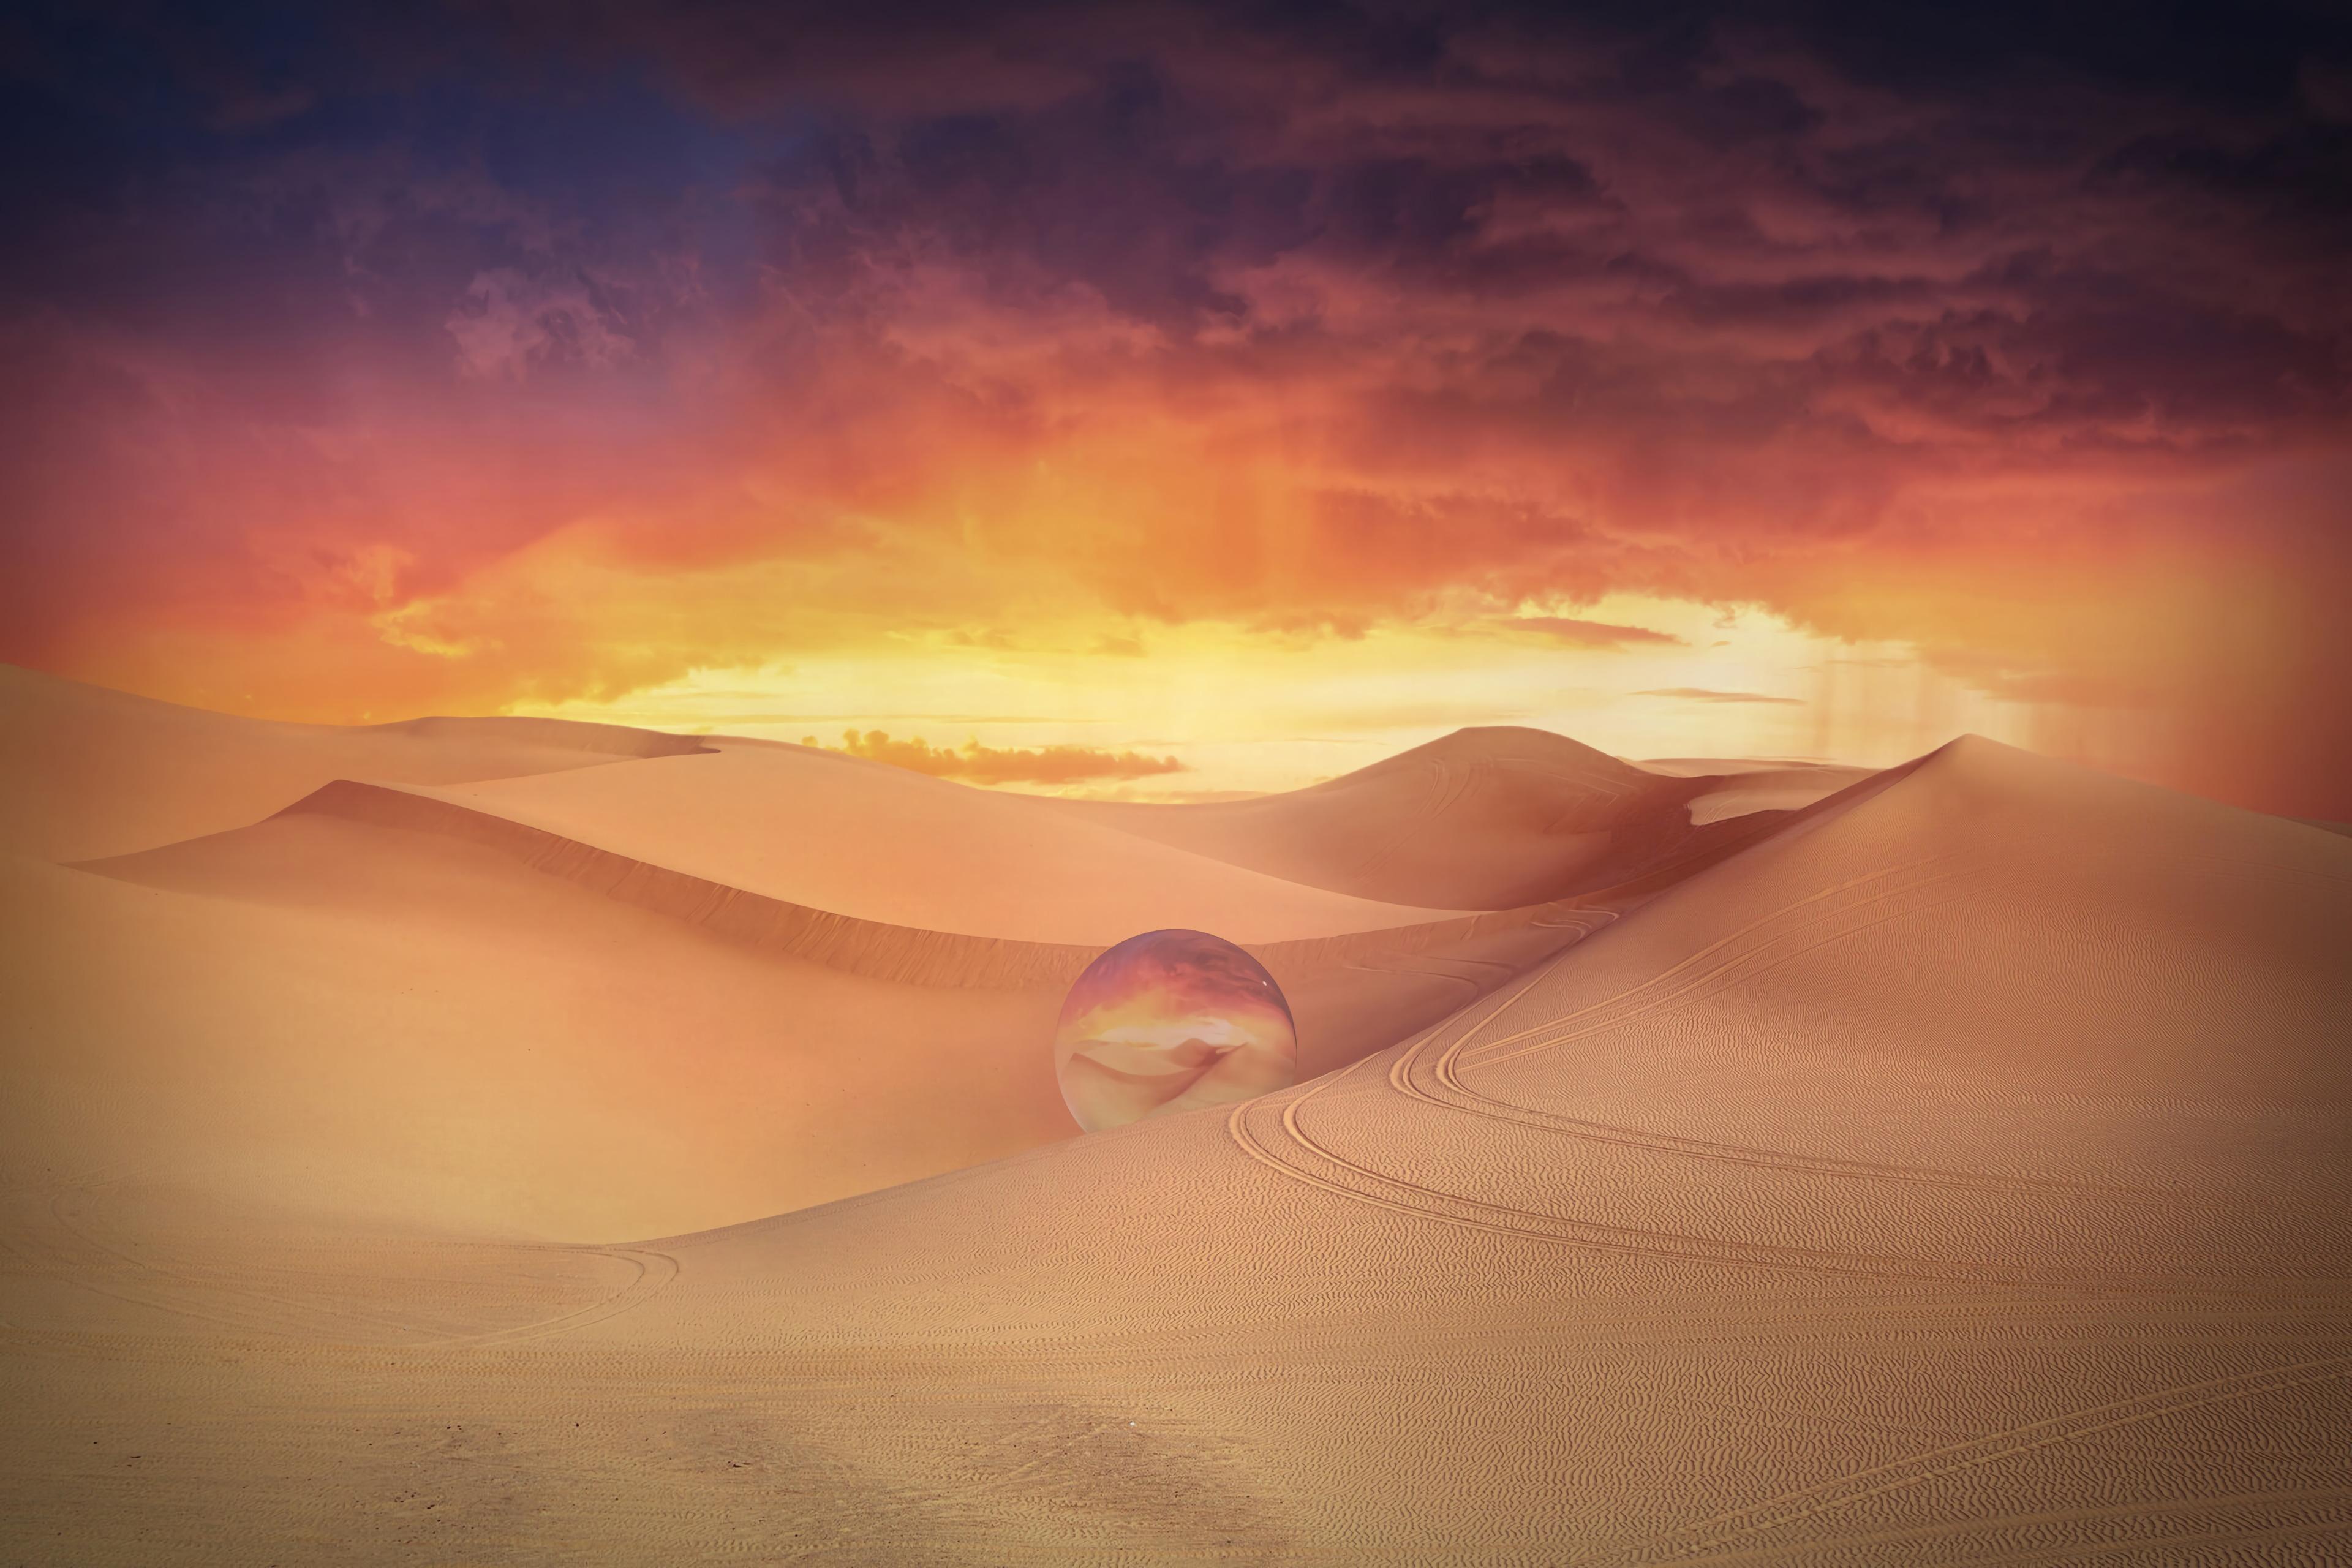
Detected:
left=2, top=664, right=2348, bottom=1564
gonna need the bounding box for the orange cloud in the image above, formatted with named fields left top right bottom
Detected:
left=807, top=729, right=1186, bottom=785
left=1480, top=617, right=1684, bottom=649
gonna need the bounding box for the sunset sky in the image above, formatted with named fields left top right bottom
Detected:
left=4, top=2, right=2348, bottom=811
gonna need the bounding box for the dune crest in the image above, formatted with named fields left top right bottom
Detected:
left=88, top=775, right=1514, bottom=985
left=386, top=742, right=1473, bottom=946
left=80, top=774, right=1634, bottom=1063
left=0, top=663, right=708, bottom=861
left=1050, top=723, right=1820, bottom=910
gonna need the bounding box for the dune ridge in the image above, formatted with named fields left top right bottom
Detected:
left=1048, top=723, right=1830, bottom=910
left=0, top=663, right=710, bottom=862
left=388, top=742, right=1472, bottom=946
left=364, top=713, right=713, bottom=759
left=89, top=775, right=1635, bottom=998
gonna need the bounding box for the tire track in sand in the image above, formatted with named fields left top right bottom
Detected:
left=1223, top=897, right=2346, bottom=1291
left=428, top=1245, right=681, bottom=1349
left=1387, top=927, right=2189, bottom=1208
left=1229, top=1069, right=2248, bottom=1290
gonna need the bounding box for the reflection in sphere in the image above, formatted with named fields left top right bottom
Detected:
left=1053, top=929, right=1298, bottom=1133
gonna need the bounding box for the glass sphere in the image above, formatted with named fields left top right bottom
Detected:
left=1053, top=929, right=1298, bottom=1132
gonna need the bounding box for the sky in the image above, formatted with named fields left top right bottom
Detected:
left=3, top=1, right=2348, bottom=811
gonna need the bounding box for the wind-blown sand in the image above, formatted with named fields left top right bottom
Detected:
left=2, top=666, right=2347, bottom=1564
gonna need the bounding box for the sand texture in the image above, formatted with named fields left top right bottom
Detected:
left=4, top=666, right=2349, bottom=1564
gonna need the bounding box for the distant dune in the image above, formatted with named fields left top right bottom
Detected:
left=0, top=663, right=710, bottom=862
left=1050, top=725, right=1855, bottom=908
left=2, top=666, right=2347, bottom=1563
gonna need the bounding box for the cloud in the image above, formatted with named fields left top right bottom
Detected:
left=446, top=268, right=636, bottom=380
left=805, top=728, right=1186, bottom=784
left=1637, top=688, right=1806, bottom=705
left=1482, top=616, right=1683, bottom=648
left=0, top=1, right=2347, bottom=810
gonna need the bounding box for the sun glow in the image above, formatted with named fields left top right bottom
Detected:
left=513, top=593, right=2055, bottom=798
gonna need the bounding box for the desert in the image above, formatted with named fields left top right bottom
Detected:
left=3, top=663, right=2346, bottom=1564
left=11, top=4, right=2352, bottom=1561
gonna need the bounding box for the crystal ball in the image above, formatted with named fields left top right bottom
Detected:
left=1053, top=928, right=1298, bottom=1132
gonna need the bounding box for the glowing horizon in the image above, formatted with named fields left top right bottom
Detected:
left=504, top=594, right=2066, bottom=801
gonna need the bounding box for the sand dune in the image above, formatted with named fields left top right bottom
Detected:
left=13, top=657, right=1455, bottom=951
left=549, top=736, right=2347, bottom=1561
left=1, top=837, right=1080, bottom=1238
left=53, top=693, right=1853, bottom=1238
left=87, top=773, right=1464, bottom=982
left=379, top=740, right=1467, bottom=945
left=1049, top=725, right=1780, bottom=909
left=1636, top=758, right=1880, bottom=825
left=17, top=671, right=1731, bottom=1238
left=0, top=663, right=708, bottom=862
left=55, top=779, right=1639, bottom=1234
left=4, top=670, right=2348, bottom=1563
